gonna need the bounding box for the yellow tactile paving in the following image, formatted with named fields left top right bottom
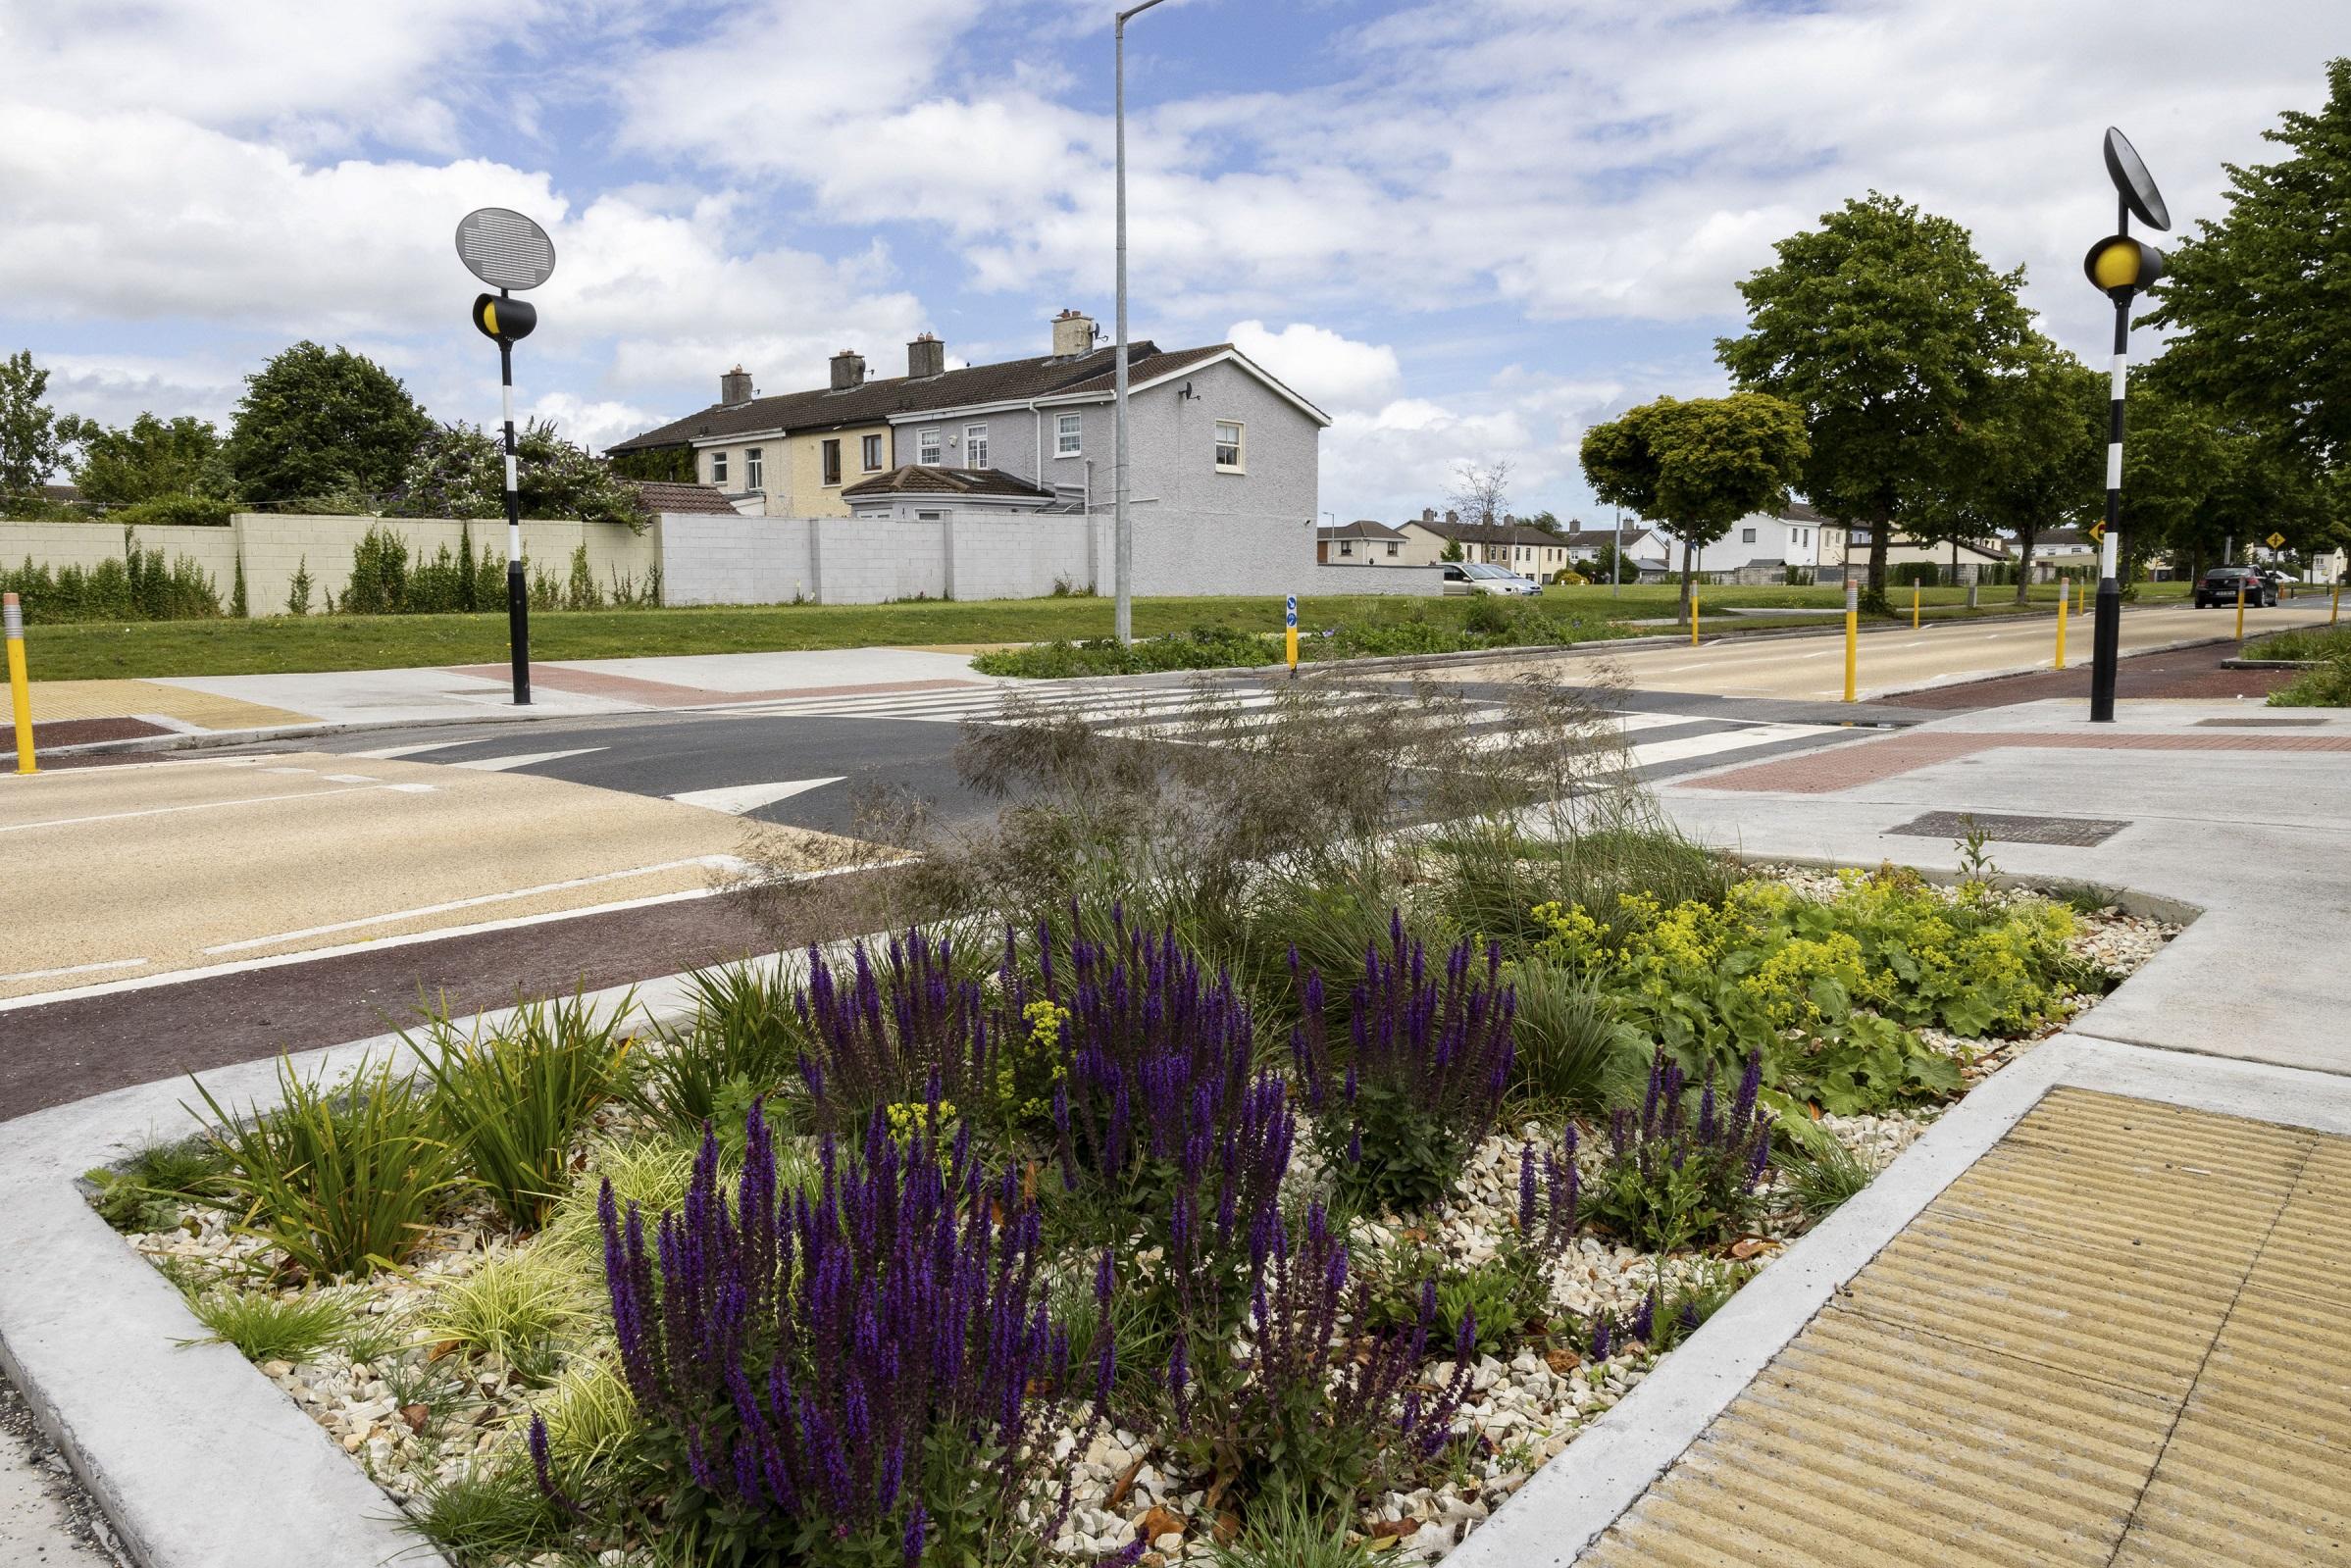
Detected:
left=1582, top=1087, right=2351, bottom=1567
left=28, top=678, right=310, bottom=729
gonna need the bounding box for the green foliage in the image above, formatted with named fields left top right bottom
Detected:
left=338, top=522, right=505, bottom=616
left=56, top=412, right=229, bottom=506
left=1579, top=392, right=1809, bottom=611
left=408, top=1455, right=573, bottom=1564
left=0, top=529, right=223, bottom=623
left=285, top=555, right=314, bottom=616
left=225, top=341, right=432, bottom=505
left=184, top=1288, right=352, bottom=1363
left=631, top=966, right=811, bottom=1133
left=1717, top=192, right=2031, bottom=604
left=531, top=1352, right=641, bottom=1468
left=1784, top=1137, right=1876, bottom=1221
left=0, top=350, right=64, bottom=501
left=386, top=420, right=649, bottom=531
left=972, top=625, right=1274, bottom=678
left=188, top=1054, right=465, bottom=1280
left=427, top=1248, right=589, bottom=1383
left=1506, top=958, right=1640, bottom=1116
left=83, top=1135, right=231, bottom=1233
left=2270, top=649, right=2351, bottom=707
left=408, top=991, right=638, bottom=1230
left=1211, top=1494, right=1378, bottom=1568
left=1368, top=1244, right=1550, bottom=1362
left=540, top=1136, right=704, bottom=1262
left=606, top=444, right=697, bottom=483
left=111, top=493, right=236, bottom=529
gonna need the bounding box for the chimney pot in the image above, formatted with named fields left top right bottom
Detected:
left=719, top=365, right=753, bottom=406
left=1051, top=310, right=1098, bottom=359
left=906, top=334, right=945, bottom=379
left=830, top=350, right=866, bottom=391
left=1445, top=509, right=1458, bottom=525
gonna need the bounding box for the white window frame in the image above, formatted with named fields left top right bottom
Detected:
left=1055, top=412, right=1083, bottom=458
left=744, top=447, right=763, bottom=491
left=1741, top=527, right=1757, bottom=543
left=709, top=449, right=728, bottom=485
left=915, top=509, right=946, bottom=521
left=965, top=423, right=990, bottom=469
left=1213, top=419, right=1244, bottom=474
left=1338, top=539, right=1354, bottom=557
left=861, top=433, right=884, bottom=473
left=917, top=428, right=942, bottom=466
left=821, top=437, right=843, bottom=487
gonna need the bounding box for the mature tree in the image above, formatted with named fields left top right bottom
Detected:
left=0, top=350, right=65, bottom=502
left=1911, top=334, right=2105, bottom=601
left=1718, top=192, right=2030, bottom=609
left=384, top=420, right=648, bottom=530
left=2145, top=59, right=2351, bottom=469
left=55, top=412, right=228, bottom=505
left=224, top=341, right=432, bottom=505
left=2121, top=374, right=2340, bottom=581
left=1447, top=458, right=1512, bottom=531
left=1521, top=510, right=1563, bottom=535
left=1581, top=392, right=1809, bottom=620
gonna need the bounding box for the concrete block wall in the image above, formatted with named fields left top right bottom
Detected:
left=943, top=515, right=1094, bottom=601
left=1304, top=564, right=1447, bottom=596
left=236, top=514, right=657, bottom=617
left=660, top=514, right=815, bottom=606
left=0, top=520, right=240, bottom=598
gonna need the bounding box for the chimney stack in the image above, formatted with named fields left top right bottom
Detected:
left=906, top=333, right=945, bottom=379
left=1421, top=507, right=1435, bottom=524
left=719, top=365, right=753, bottom=406
left=1051, top=309, right=1097, bottom=358
left=830, top=349, right=866, bottom=391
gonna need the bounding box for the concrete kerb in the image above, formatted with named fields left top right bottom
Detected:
left=1444, top=1034, right=2351, bottom=1567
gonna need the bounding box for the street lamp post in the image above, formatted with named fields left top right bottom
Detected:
left=1112, top=0, right=1170, bottom=645
left=456, top=207, right=558, bottom=706
left=2082, top=128, right=2171, bottom=725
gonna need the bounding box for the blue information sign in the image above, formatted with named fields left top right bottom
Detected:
left=1285, top=595, right=1298, bottom=628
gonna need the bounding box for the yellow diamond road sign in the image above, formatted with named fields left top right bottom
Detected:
left=2088, top=521, right=2106, bottom=543
left=2268, top=531, right=2287, bottom=549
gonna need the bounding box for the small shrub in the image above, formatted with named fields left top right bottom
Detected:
left=409, top=990, right=637, bottom=1229
left=1507, top=958, right=1638, bottom=1115
left=83, top=1135, right=230, bottom=1233
left=1785, top=1137, right=1876, bottom=1220
left=184, top=1288, right=351, bottom=1363
left=411, top=1456, right=571, bottom=1564
left=2271, top=650, right=2351, bottom=708
left=633, top=965, right=809, bottom=1133
left=428, top=1248, right=588, bottom=1383
left=189, top=1055, right=464, bottom=1280
left=285, top=554, right=314, bottom=615
left=1585, top=1048, right=1772, bottom=1253
left=792, top=928, right=993, bottom=1134
left=1291, top=917, right=1517, bottom=1213
left=1211, top=1493, right=1377, bottom=1568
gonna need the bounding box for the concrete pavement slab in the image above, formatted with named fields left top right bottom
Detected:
left=154, top=666, right=632, bottom=727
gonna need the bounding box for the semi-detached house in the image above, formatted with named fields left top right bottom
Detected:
left=605, top=311, right=1328, bottom=533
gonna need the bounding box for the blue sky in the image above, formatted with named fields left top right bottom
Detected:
left=0, top=0, right=2337, bottom=521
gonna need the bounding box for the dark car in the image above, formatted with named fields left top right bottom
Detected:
left=2194, top=566, right=2276, bottom=609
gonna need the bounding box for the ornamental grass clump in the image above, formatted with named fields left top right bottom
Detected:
left=1291, top=915, right=1517, bottom=1213
left=537, top=1097, right=1108, bottom=1566
left=1585, top=1047, right=1773, bottom=1253
left=1168, top=1199, right=1476, bottom=1523
left=792, top=929, right=996, bottom=1136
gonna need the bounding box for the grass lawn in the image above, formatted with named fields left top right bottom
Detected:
left=23, top=581, right=2162, bottom=683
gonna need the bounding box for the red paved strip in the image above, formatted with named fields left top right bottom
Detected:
left=1878, top=642, right=2299, bottom=710
left=442, top=665, right=985, bottom=707
left=31, top=717, right=171, bottom=751
left=1691, top=731, right=2351, bottom=794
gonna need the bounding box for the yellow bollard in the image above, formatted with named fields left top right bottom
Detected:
left=1690, top=587, right=1701, bottom=647
left=1284, top=593, right=1299, bottom=679
left=2055, top=586, right=2069, bottom=671
left=2235, top=581, right=2246, bottom=640
left=5, top=592, right=32, bottom=775
left=1843, top=580, right=1859, bottom=702
left=1912, top=582, right=1921, bottom=629
left=2332, top=582, right=2341, bottom=628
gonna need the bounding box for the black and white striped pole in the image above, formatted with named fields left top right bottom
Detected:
left=456, top=208, right=557, bottom=706
left=2081, top=129, right=2170, bottom=725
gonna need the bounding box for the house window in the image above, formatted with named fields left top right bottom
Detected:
left=1338, top=539, right=1354, bottom=557
left=745, top=448, right=763, bottom=490
left=918, top=428, right=942, bottom=466
left=709, top=449, right=728, bottom=485
left=821, top=439, right=842, bottom=486
left=965, top=424, right=990, bottom=468
left=862, top=433, right=883, bottom=472
left=1386, top=541, right=1399, bottom=557
left=915, top=509, right=946, bottom=521
left=1213, top=420, right=1244, bottom=472
left=1055, top=412, right=1082, bottom=457
left=1741, top=527, right=1757, bottom=544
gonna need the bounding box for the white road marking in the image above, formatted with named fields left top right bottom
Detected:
left=1630, top=723, right=1836, bottom=767
left=446, top=747, right=607, bottom=772
left=0, top=956, right=149, bottom=986
left=259, top=766, right=314, bottom=775
left=667, top=778, right=844, bottom=816
left=199, top=855, right=746, bottom=954
left=344, top=739, right=477, bottom=760
left=323, top=773, right=381, bottom=784
left=1, top=783, right=413, bottom=835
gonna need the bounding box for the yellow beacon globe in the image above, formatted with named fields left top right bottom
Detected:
left=2091, top=240, right=2141, bottom=291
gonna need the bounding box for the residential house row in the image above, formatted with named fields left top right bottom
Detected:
left=606, top=310, right=1328, bottom=531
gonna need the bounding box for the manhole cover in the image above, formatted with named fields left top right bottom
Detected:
left=2194, top=716, right=2328, bottom=728
left=1888, top=810, right=2128, bottom=847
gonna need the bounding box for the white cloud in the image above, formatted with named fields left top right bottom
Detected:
left=1227, top=322, right=1401, bottom=413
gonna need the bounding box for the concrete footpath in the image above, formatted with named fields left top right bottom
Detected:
left=1457, top=695, right=2351, bottom=1566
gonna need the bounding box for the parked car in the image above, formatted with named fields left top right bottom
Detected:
left=1443, top=562, right=1543, bottom=596
left=2193, top=566, right=2276, bottom=608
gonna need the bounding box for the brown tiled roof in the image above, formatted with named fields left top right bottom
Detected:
left=1410, top=519, right=1578, bottom=548
left=633, top=480, right=741, bottom=516
left=1318, top=519, right=1408, bottom=542
left=840, top=466, right=1051, bottom=501
left=608, top=342, right=1198, bottom=453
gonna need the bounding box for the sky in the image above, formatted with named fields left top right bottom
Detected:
left=0, top=0, right=2338, bottom=523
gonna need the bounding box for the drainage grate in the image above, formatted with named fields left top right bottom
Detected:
left=2194, top=716, right=2329, bottom=728
left=1888, top=809, right=2128, bottom=847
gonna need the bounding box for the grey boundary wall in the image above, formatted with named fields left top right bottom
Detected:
left=3, top=508, right=1393, bottom=614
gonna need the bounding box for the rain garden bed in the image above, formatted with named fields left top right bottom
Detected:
left=86, top=845, right=2172, bottom=1568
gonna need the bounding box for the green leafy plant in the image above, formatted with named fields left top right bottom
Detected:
left=1785, top=1137, right=1877, bottom=1220
left=188, top=1055, right=464, bottom=1280
left=1506, top=957, right=1640, bottom=1115
left=183, top=1288, right=352, bottom=1363
left=82, top=1134, right=230, bottom=1232
left=408, top=1455, right=573, bottom=1566
left=1211, top=1493, right=1378, bottom=1568
left=1584, top=1049, right=1773, bottom=1253
left=1954, top=814, right=1999, bottom=884
left=409, top=990, right=637, bottom=1229
left=427, top=1248, right=589, bottom=1385
left=630, top=966, right=808, bottom=1133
